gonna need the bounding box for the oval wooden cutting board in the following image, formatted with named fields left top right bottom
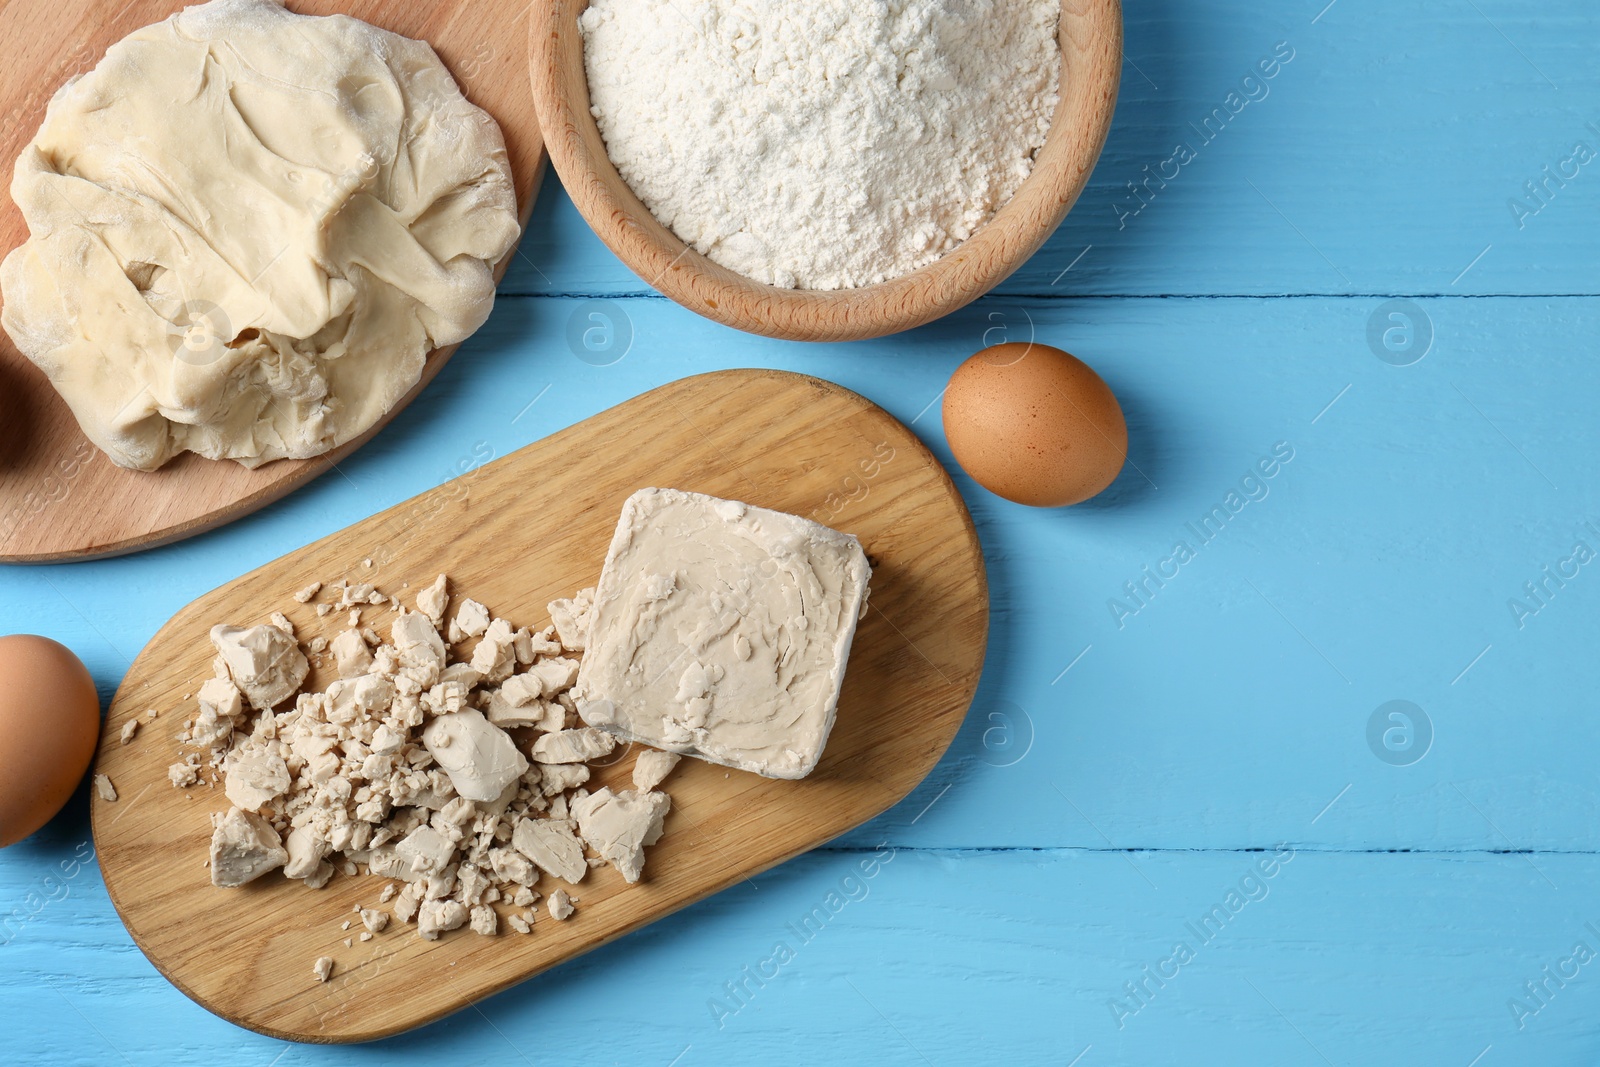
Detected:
left=0, top=0, right=546, bottom=564
left=90, top=369, right=988, bottom=1042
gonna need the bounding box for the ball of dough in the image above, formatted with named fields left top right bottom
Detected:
left=0, top=0, right=520, bottom=470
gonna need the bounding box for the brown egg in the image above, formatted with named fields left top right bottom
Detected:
left=0, top=635, right=101, bottom=847
left=942, top=342, right=1127, bottom=507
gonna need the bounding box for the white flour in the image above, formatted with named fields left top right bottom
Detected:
left=579, top=0, right=1060, bottom=291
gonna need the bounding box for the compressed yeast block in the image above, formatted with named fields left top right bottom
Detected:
left=575, top=488, right=870, bottom=780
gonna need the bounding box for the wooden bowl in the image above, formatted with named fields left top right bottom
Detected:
left=529, top=0, right=1122, bottom=342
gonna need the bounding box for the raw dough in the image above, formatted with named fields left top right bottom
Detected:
left=0, top=0, right=520, bottom=470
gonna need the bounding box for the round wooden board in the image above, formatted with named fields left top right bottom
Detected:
left=90, top=369, right=989, bottom=1042
left=0, top=0, right=547, bottom=563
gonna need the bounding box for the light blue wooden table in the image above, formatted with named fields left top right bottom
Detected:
left=5, top=1, right=1599, bottom=1062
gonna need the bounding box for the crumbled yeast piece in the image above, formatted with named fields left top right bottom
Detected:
left=507, top=912, right=532, bottom=934
left=546, top=888, right=574, bottom=921
left=223, top=749, right=290, bottom=811
left=330, top=677, right=394, bottom=728
left=293, top=581, right=322, bottom=603
left=94, top=773, right=117, bottom=801
left=632, top=749, right=680, bottom=792
left=387, top=825, right=456, bottom=877
left=392, top=612, right=446, bottom=671
left=421, top=710, right=528, bottom=802
left=498, top=673, right=545, bottom=708
left=527, top=657, right=581, bottom=696
left=417, top=574, right=449, bottom=627
left=546, top=589, right=594, bottom=652
left=393, top=883, right=422, bottom=923
left=525, top=627, right=562, bottom=659
left=538, top=764, right=590, bottom=795
left=330, top=628, right=373, bottom=678
left=191, top=676, right=243, bottom=746
left=470, top=618, right=519, bottom=682
left=335, top=581, right=376, bottom=609
left=438, top=662, right=481, bottom=688
left=488, top=846, right=538, bottom=887
left=168, top=762, right=199, bottom=788
left=486, top=678, right=556, bottom=729
left=418, top=899, right=468, bottom=940
left=119, top=719, right=139, bottom=745
left=283, top=826, right=329, bottom=881
left=531, top=727, right=615, bottom=765
left=512, top=818, right=587, bottom=885
left=455, top=863, right=492, bottom=906
left=447, top=599, right=490, bottom=643
left=210, top=623, right=309, bottom=710
left=571, top=788, right=670, bottom=883
left=313, top=956, right=334, bottom=983
left=469, top=905, right=497, bottom=936
left=511, top=628, right=534, bottom=665
left=210, top=807, right=287, bottom=886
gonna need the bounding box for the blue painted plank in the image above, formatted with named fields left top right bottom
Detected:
left=502, top=1, right=1600, bottom=301
left=5, top=843, right=1599, bottom=1065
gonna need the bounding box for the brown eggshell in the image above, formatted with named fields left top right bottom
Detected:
left=942, top=342, right=1128, bottom=507
left=0, top=635, right=101, bottom=847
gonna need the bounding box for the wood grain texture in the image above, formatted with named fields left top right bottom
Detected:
left=528, top=0, right=1121, bottom=341
left=88, top=368, right=988, bottom=1042
left=0, top=0, right=546, bottom=565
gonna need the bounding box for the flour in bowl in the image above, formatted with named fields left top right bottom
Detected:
left=579, top=0, right=1061, bottom=291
